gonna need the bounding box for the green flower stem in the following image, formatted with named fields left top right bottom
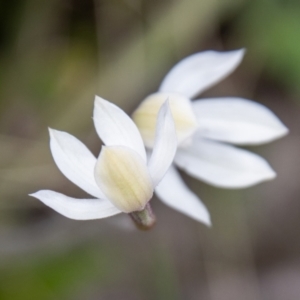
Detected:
left=129, top=203, right=156, bottom=230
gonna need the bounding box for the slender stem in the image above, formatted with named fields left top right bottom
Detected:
left=129, top=203, right=156, bottom=230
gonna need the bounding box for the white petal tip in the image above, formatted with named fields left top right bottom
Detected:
left=29, top=191, right=43, bottom=200
left=94, top=95, right=107, bottom=106
left=279, top=126, right=289, bottom=137
left=268, top=124, right=289, bottom=142
left=206, top=222, right=212, bottom=228
left=48, top=128, right=61, bottom=139
left=94, top=95, right=100, bottom=100
left=235, top=48, right=246, bottom=56
left=29, top=191, right=44, bottom=198
left=233, top=48, right=246, bottom=56
left=242, top=168, right=277, bottom=187
left=48, top=127, right=54, bottom=136
left=193, top=208, right=212, bottom=226
left=226, top=48, right=246, bottom=65
left=260, top=165, right=277, bottom=181
left=184, top=209, right=212, bottom=227
left=201, top=216, right=212, bottom=227
left=265, top=169, right=277, bottom=180
left=94, top=96, right=107, bottom=110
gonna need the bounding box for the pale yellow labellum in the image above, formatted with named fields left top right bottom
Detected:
left=94, top=146, right=153, bottom=213
left=132, top=92, right=198, bottom=148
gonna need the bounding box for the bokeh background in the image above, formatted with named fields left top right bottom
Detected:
left=0, top=0, right=300, bottom=299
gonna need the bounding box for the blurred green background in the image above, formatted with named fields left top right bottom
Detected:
left=0, top=0, right=299, bottom=299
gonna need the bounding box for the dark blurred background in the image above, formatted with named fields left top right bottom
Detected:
left=0, top=0, right=300, bottom=299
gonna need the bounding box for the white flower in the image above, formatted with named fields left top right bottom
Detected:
left=30, top=96, right=177, bottom=220
left=132, top=49, right=288, bottom=226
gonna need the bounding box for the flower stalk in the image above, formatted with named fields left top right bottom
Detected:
left=129, top=203, right=156, bottom=230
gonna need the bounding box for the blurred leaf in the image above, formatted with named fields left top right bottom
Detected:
left=234, top=0, right=300, bottom=94
left=150, top=246, right=181, bottom=300
left=0, top=244, right=117, bottom=300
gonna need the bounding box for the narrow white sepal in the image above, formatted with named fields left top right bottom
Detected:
left=30, top=190, right=121, bottom=220
left=148, top=100, right=177, bottom=187
left=193, top=98, right=289, bottom=145
left=175, top=139, right=276, bottom=188
left=93, top=96, right=147, bottom=162
left=155, top=166, right=211, bottom=226
left=49, top=128, right=106, bottom=199
left=159, top=49, right=245, bottom=98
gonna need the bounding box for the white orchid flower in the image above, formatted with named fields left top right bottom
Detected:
left=30, top=96, right=177, bottom=229
left=132, top=49, right=288, bottom=226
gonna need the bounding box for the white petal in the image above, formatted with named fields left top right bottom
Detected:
left=193, top=98, right=288, bottom=145
left=132, top=92, right=198, bottom=148
left=159, top=49, right=245, bottom=98
left=30, top=190, right=121, bottom=220
left=155, top=166, right=211, bottom=225
left=148, top=101, right=177, bottom=186
left=49, top=129, right=106, bottom=199
left=94, top=146, right=153, bottom=213
left=175, top=139, right=276, bottom=188
left=93, top=96, right=147, bottom=162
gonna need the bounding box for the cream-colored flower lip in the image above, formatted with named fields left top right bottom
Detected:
left=94, top=145, right=154, bottom=213
left=132, top=92, right=198, bottom=148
